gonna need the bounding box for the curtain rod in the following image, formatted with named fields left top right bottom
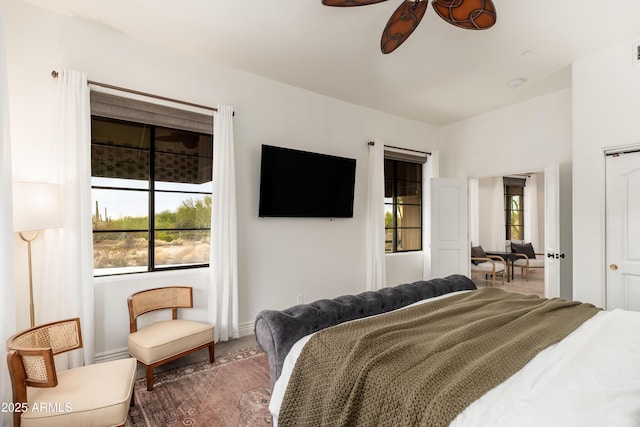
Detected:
left=367, top=141, right=431, bottom=156
left=51, top=70, right=224, bottom=114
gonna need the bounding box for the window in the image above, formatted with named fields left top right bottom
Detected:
left=90, top=92, right=213, bottom=276
left=384, top=158, right=422, bottom=253
left=504, top=178, right=525, bottom=240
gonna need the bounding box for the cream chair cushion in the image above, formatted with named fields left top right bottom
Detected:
left=472, top=261, right=506, bottom=273
left=513, top=256, right=544, bottom=269
left=128, top=319, right=214, bottom=365
left=20, top=357, right=136, bottom=427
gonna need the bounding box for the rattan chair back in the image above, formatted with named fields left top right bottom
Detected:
left=6, top=318, right=84, bottom=426
left=127, top=286, right=193, bottom=333
left=7, top=318, right=82, bottom=386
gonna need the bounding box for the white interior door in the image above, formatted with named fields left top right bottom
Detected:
left=544, top=162, right=560, bottom=298
left=605, top=151, right=640, bottom=311
left=430, top=178, right=468, bottom=279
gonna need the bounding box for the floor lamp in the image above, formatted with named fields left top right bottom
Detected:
left=13, top=182, right=63, bottom=327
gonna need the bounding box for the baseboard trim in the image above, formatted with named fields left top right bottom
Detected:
left=94, top=321, right=255, bottom=363
left=95, top=347, right=129, bottom=363
left=239, top=321, right=254, bottom=338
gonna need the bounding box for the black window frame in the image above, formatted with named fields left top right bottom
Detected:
left=90, top=92, right=214, bottom=277
left=504, top=178, right=525, bottom=241
left=384, top=158, right=423, bottom=253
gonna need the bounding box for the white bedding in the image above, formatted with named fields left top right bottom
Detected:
left=270, top=292, right=640, bottom=426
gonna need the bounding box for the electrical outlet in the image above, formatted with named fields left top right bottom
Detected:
left=632, top=40, right=640, bottom=65
left=297, top=295, right=304, bottom=304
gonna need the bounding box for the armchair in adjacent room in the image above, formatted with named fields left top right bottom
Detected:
left=510, top=241, right=544, bottom=280
left=470, top=245, right=507, bottom=287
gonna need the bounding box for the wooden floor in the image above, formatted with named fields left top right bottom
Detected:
left=471, top=266, right=544, bottom=297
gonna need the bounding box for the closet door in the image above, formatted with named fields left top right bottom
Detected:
left=605, top=151, right=640, bottom=311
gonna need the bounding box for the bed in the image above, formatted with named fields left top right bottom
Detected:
left=254, top=275, right=640, bottom=426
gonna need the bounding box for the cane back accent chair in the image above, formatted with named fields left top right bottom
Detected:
left=6, top=318, right=136, bottom=427
left=127, top=286, right=215, bottom=391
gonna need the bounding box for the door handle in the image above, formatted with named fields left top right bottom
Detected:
left=610, top=264, right=618, bottom=271
left=547, top=253, right=566, bottom=259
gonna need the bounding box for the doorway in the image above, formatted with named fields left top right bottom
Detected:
left=470, top=172, right=546, bottom=297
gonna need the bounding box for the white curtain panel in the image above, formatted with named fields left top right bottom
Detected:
left=422, top=151, right=438, bottom=279
left=0, top=13, right=16, bottom=427
left=208, top=105, right=239, bottom=342
left=468, top=178, right=479, bottom=246
left=524, top=174, right=540, bottom=252
left=366, top=141, right=386, bottom=291
left=490, top=176, right=506, bottom=251
left=41, top=69, right=94, bottom=368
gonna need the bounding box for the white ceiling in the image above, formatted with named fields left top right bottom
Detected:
left=21, top=0, right=640, bottom=125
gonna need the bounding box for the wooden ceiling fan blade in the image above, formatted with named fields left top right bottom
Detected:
left=322, top=0, right=388, bottom=6
left=431, top=0, right=496, bottom=30
left=380, top=0, right=429, bottom=54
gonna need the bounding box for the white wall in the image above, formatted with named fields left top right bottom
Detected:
left=572, top=39, right=640, bottom=307
left=476, top=178, right=494, bottom=248
left=2, top=0, right=439, bottom=357
left=439, top=89, right=572, bottom=180
left=439, top=89, right=573, bottom=298
left=385, top=252, right=426, bottom=286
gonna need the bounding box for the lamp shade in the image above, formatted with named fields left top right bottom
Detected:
left=12, top=182, right=63, bottom=232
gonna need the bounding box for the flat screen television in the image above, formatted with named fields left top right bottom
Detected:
left=258, top=144, right=356, bottom=218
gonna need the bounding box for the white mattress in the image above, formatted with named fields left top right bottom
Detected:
left=270, top=292, right=640, bottom=426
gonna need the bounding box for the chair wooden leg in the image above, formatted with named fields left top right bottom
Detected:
left=146, top=365, right=154, bottom=391
left=208, top=342, right=215, bottom=363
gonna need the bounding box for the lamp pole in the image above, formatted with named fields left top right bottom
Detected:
left=18, top=230, right=39, bottom=328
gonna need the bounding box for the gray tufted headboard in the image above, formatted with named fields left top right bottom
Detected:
left=254, top=274, right=477, bottom=389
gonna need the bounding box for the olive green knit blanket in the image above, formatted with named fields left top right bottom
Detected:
left=278, top=288, right=600, bottom=427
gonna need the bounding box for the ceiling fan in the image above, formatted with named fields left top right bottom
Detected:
left=321, top=0, right=497, bottom=54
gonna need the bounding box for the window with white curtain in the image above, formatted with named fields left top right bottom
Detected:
left=384, top=148, right=425, bottom=253
left=90, top=92, right=213, bottom=276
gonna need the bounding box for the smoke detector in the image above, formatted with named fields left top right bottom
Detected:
left=507, top=78, right=527, bottom=88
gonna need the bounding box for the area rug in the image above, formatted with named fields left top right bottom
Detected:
left=126, top=347, right=271, bottom=426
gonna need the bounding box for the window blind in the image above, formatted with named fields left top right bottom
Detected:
left=383, top=146, right=429, bottom=164
left=90, top=91, right=213, bottom=134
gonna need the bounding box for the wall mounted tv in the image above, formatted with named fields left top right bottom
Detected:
left=258, top=144, right=356, bottom=218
